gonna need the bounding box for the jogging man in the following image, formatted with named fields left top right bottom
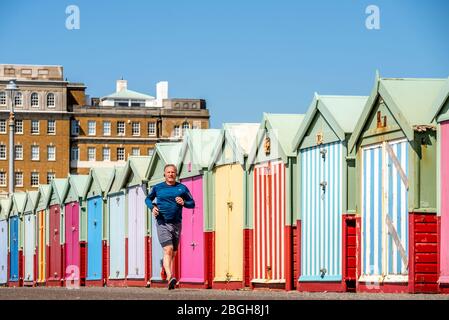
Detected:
left=145, top=164, right=195, bottom=290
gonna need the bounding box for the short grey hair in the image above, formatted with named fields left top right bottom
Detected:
left=164, top=164, right=177, bottom=173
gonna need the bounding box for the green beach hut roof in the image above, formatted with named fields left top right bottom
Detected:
left=247, top=113, right=305, bottom=167
left=208, top=123, right=259, bottom=170
left=0, top=198, right=12, bottom=220
left=118, top=156, right=152, bottom=189
left=107, top=166, right=127, bottom=195
left=83, top=167, right=116, bottom=199
left=293, top=93, right=368, bottom=150
left=11, top=192, right=27, bottom=217
left=24, top=190, right=39, bottom=213
left=36, top=184, right=51, bottom=211
left=46, top=178, right=69, bottom=207
left=430, top=77, right=449, bottom=123
left=348, top=75, right=448, bottom=153
left=63, top=174, right=90, bottom=203
left=146, top=142, right=182, bottom=183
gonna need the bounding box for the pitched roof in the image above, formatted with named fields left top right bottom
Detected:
left=180, top=129, right=221, bottom=169
left=293, top=94, right=367, bottom=150
left=48, top=178, right=69, bottom=205
left=0, top=198, right=11, bottom=220
left=25, top=190, right=39, bottom=212
left=12, top=192, right=27, bottom=215
left=68, top=175, right=90, bottom=199
left=430, top=77, right=449, bottom=122
left=348, top=76, right=447, bottom=153
left=102, top=89, right=155, bottom=101
left=107, top=166, right=126, bottom=195
left=118, top=156, right=152, bottom=188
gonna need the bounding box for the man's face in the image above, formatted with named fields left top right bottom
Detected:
left=164, top=166, right=177, bottom=184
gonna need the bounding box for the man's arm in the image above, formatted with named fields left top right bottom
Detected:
left=183, top=187, right=195, bottom=209
left=145, top=186, right=156, bottom=210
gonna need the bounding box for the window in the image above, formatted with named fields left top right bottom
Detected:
left=0, top=120, right=6, bottom=133
left=182, top=122, right=190, bottom=135
left=131, top=148, right=140, bottom=156
left=31, top=93, right=39, bottom=107
left=47, top=172, right=55, bottom=184
left=0, top=172, right=6, bottom=186
left=15, top=120, right=23, bottom=134
left=117, top=121, right=125, bottom=135
left=15, top=172, right=23, bottom=187
left=31, top=120, right=39, bottom=134
left=117, top=147, right=125, bottom=161
left=88, top=147, right=96, bottom=161
left=103, top=147, right=110, bottom=161
left=71, top=120, right=80, bottom=135
left=174, top=125, right=180, bottom=137
left=47, top=146, right=56, bottom=161
left=132, top=122, right=140, bottom=136
left=71, top=147, right=79, bottom=161
left=31, top=146, right=39, bottom=161
left=103, top=121, right=111, bottom=136
left=0, top=92, right=6, bottom=106
left=47, top=120, right=56, bottom=134
left=47, top=93, right=55, bottom=107
left=148, top=122, right=156, bottom=136
left=88, top=121, right=96, bottom=136
left=31, top=172, right=39, bottom=187
left=147, top=148, right=154, bottom=156
left=0, top=145, right=6, bottom=160
left=14, top=92, right=23, bottom=107
left=14, top=145, right=23, bottom=160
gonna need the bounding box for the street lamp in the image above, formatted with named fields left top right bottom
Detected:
left=6, top=80, right=18, bottom=196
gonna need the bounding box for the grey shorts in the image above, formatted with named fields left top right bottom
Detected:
left=156, top=219, right=182, bottom=251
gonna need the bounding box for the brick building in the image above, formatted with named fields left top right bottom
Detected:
left=0, top=64, right=210, bottom=195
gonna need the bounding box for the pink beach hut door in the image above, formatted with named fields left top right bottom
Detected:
left=65, top=202, right=80, bottom=281
left=180, top=176, right=204, bottom=282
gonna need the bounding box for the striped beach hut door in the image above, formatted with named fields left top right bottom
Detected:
left=300, top=142, right=343, bottom=282
left=37, top=210, right=45, bottom=282
left=253, top=160, right=285, bottom=282
left=24, top=214, right=35, bottom=282
left=362, top=140, right=409, bottom=281
left=109, top=194, right=125, bottom=279
left=0, top=220, right=7, bottom=284
left=10, top=216, right=19, bottom=281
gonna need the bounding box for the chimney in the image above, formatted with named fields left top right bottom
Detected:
left=116, top=79, right=127, bottom=92
left=156, top=81, right=168, bottom=106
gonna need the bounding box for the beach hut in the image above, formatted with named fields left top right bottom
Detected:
left=207, top=124, right=258, bottom=289
left=35, top=184, right=50, bottom=286
left=173, top=129, right=222, bottom=289
left=0, top=198, right=11, bottom=286
left=247, top=113, right=305, bottom=290
left=9, top=192, right=27, bottom=286
left=117, top=156, right=152, bottom=287
left=348, top=75, right=447, bottom=293
left=23, top=190, right=39, bottom=286
left=146, top=143, right=182, bottom=287
left=106, top=166, right=127, bottom=287
left=292, top=94, right=367, bottom=292
left=82, top=168, right=115, bottom=286
left=45, top=178, right=68, bottom=287
left=430, top=78, right=449, bottom=293
left=63, top=174, right=89, bottom=287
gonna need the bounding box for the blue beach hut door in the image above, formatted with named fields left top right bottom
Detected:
left=87, top=196, right=103, bottom=280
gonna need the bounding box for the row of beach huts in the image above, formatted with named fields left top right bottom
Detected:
left=1, top=74, right=449, bottom=293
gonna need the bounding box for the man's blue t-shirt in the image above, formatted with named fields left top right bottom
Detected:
left=145, top=182, right=195, bottom=223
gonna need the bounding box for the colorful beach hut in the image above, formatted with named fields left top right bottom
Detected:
left=45, top=178, right=68, bottom=286
left=430, top=77, right=449, bottom=293
left=146, top=143, right=182, bottom=287
left=9, top=192, right=27, bottom=286
left=36, top=184, right=50, bottom=286
left=207, top=124, right=258, bottom=289
left=293, top=94, right=367, bottom=292
left=247, top=113, right=305, bottom=290
left=23, top=190, right=39, bottom=286
left=175, top=129, right=221, bottom=289
left=348, top=75, right=447, bottom=293
left=106, top=166, right=127, bottom=287
left=0, top=198, right=11, bottom=286
left=63, top=174, right=89, bottom=287
left=82, top=168, right=115, bottom=286
left=117, top=156, right=152, bottom=286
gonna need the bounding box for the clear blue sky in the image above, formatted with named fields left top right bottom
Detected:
left=1, top=0, right=448, bottom=128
